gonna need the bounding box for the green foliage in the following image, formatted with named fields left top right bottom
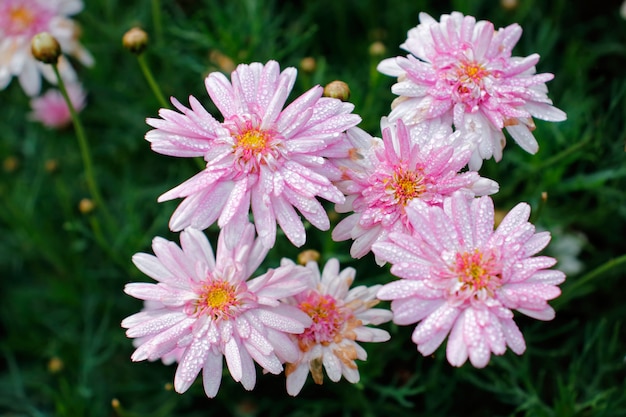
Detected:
left=1, top=0, right=625, bottom=416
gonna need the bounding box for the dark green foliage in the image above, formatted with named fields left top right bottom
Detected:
left=1, top=0, right=625, bottom=416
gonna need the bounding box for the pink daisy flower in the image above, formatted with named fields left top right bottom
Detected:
left=377, top=12, right=566, bottom=169
left=0, top=0, right=94, bottom=96
left=283, top=258, right=392, bottom=396
left=28, top=81, right=86, bottom=128
left=121, top=225, right=313, bottom=397
left=332, top=118, right=498, bottom=262
left=146, top=60, right=361, bottom=248
left=372, top=192, right=566, bottom=368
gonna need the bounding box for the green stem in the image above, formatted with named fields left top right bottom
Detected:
left=151, top=0, right=164, bottom=44
left=532, top=129, right=593, bottom=172
left=554, top=253, right=626, bottom=308
left=137, top=54, right=169, bottom=108
left=52, top=66, right=117, bottom=233
left=88, top=215, right=127, bottom=271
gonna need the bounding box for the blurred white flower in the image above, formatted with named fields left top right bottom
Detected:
left=542, top=227, right=587, bottom=276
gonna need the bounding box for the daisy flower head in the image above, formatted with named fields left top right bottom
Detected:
left=372, top=192, right=565, bottom=368
left=146, top=60, right=361, bottom=248
left=377, top=12, right=566, bottom=169
left=122, top=224, right=313, bottom=398
left=0, top=0, right=94, bottom=96
left=332, top=118, right=499, bottom=262
left=28, top=81, right=86, bottom=128
left=283, top=258, right=392, bottom=396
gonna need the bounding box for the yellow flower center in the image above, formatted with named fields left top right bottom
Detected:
left=234, top=128, right=272, bottom=160
left=9, top=6, right=34, bottom=31
left=297, top=293, right=349, bottom=350
left=458, top=61, right=488, bottom=82
left=389, top=168, right=427, bottom=206
left=195, top=280, right=239, bottom=319
left=454, top=250, right=501, bottom=295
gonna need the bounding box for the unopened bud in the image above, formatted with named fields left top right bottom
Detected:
left=78, top=198, right=95, bottom=214
left=500, top=0, right=518, bottom=10
left=122, top=27, right=149, bottom=54
left=45, top=159, right=59, bottom=174
left=48, top=357, right=64, bottom=373
left=3, top=156, right=19, bottom=173
left=323, top=80, right=350, bottom=102
left=368, top=41, right=386, bottom=57
left=111, top=398, right=121, bottom=410
left=31, top=32, right=61, bottom=64
left=297, top=249, right=321, bottom=266
left=209, top=50, right=236, bottom=73
left=541, top=191, right=548, bottom=202
left=299, top=56, right=317, bottom=73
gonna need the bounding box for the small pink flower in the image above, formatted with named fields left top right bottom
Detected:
left=372, top=192, right=565, bottom=368
left=122, top=225, right=313, bottom=398
left=378, top=12, right=566, bottom=169
left=146, top=61, right=360, bottom=248
left=29, top=82, right=86, bottom=128
left=0, top=0, right=93, bottom=96
left=332, top=118, right=498, bottom=262
left=283, top=258, right=392, bottom=396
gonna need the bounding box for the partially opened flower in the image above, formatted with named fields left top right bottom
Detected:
left=283, top=258, right=392, bottom=396
left=0, top=0, right=93, bottom=96
left=122, top=225, right=313, bottom=398
left=332, top=118, right=498, bottom=262
left=146, top=60, right=360, bottom=248
left=29, top=81, right=86, bottom=128
left=378, top=12, right=566, bottom=169
left=372, top=193, right=565, bottom=368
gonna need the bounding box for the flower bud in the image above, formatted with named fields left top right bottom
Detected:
left=323, top=80, right=350, bottom=102
left=297, top=249, right=321, bottom=266
left=78, top=198, right=95, bottom=214
left=209, top=50, right=236, bottom=73
left=3, top=156, right=19, bottom=173
left=47, top=357, right=64, bottom=373
left=31, top=32, right=61, bottom=64
left=45, top=159, right=59, bottom=174
left=500, top=0, right=518, bottom=9
left=299, top=56, right=317, bottom=73
left=368, top=41, right=386, bottom=57
left=111, top=398, right=121, bottom=411
left=122, top=27, right=149, bottom=55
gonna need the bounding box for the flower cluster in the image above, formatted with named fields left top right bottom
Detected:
left=124, top=60, right=390, bottom=397
left=123, top=11, right=566, bottom=399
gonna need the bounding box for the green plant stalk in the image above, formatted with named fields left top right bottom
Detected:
left=52, top=64, right=116, bottom=230
left=554, top=253, right=626, bottom=308
left=137, top=53, right=168, bottom=109
left=151, top=0, right=164, bottom=44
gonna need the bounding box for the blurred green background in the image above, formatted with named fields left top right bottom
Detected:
left=1, top=0, right=625, bottom=416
